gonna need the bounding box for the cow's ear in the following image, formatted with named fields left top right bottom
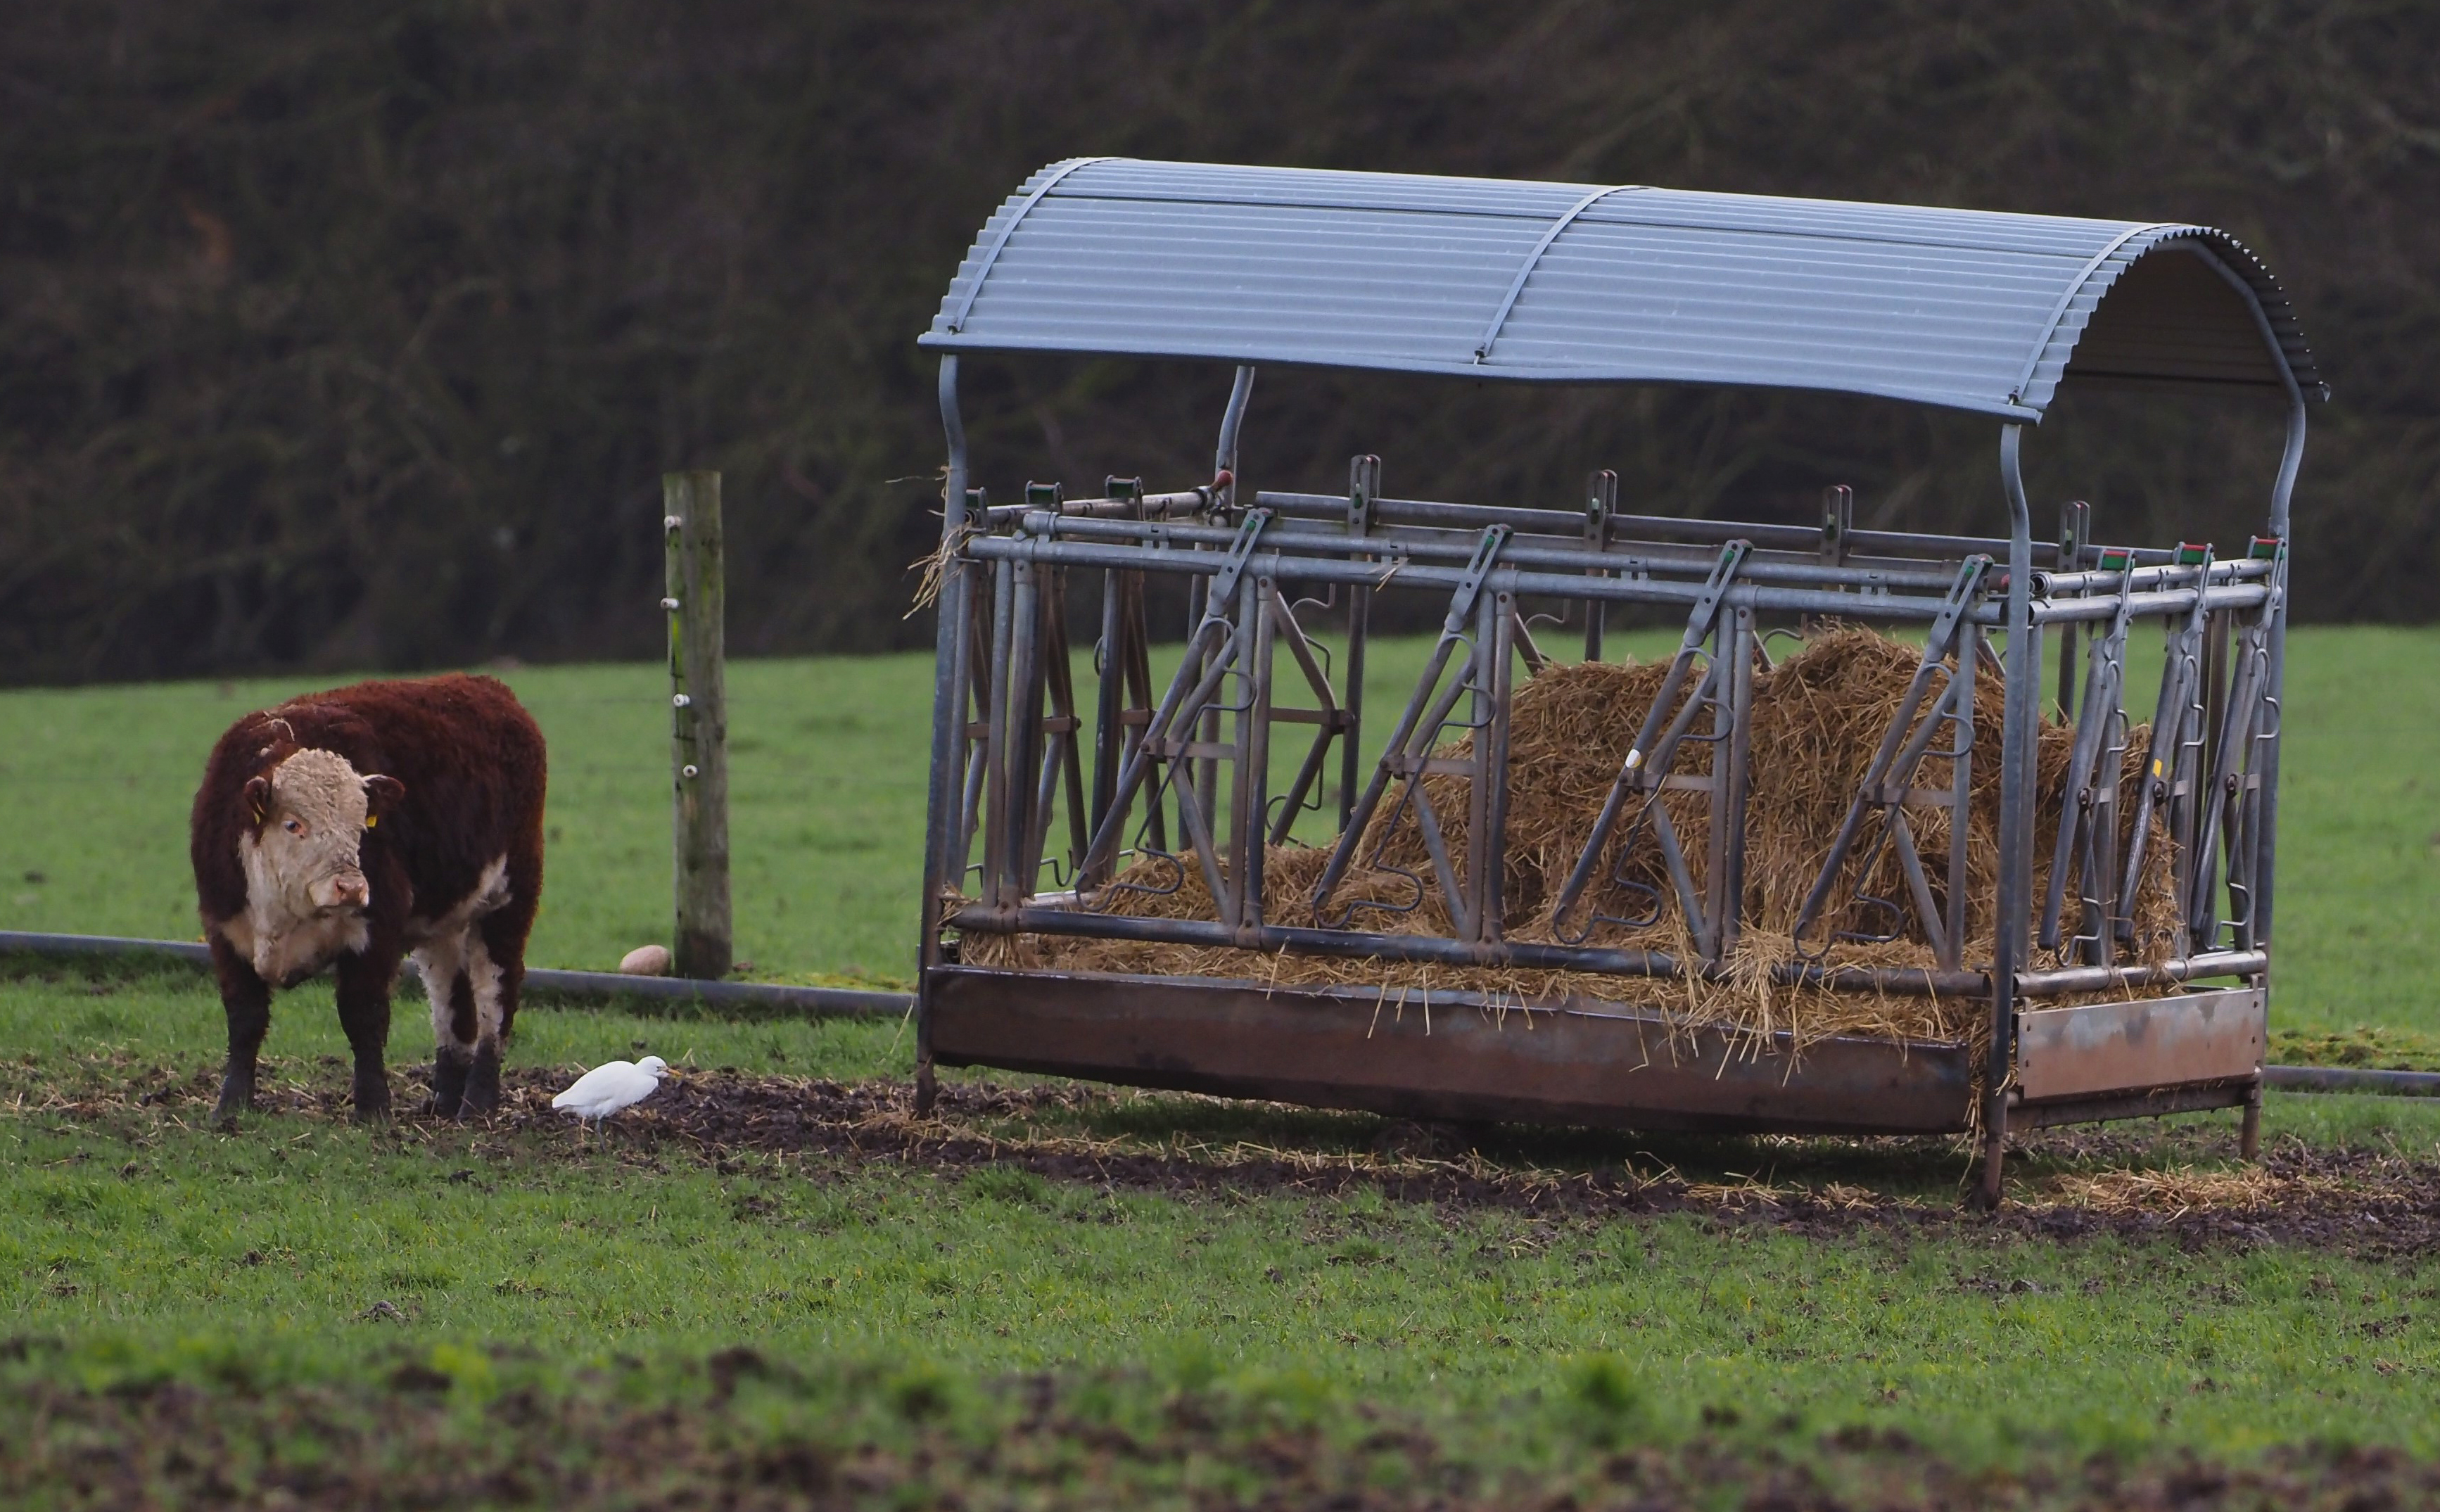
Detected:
left=243, top=775, right=272, bottom=829
left=363, top=773, right=405, bottom=826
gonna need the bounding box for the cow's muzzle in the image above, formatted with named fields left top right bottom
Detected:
left=313, top=873, right=371, bottom=913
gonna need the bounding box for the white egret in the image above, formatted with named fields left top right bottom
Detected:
left=551, top=1056, right=672, bottom=1129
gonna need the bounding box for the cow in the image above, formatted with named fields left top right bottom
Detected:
left=189, top=674, right=546, bottom=1126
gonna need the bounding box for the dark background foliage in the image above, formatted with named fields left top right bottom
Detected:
left=4, top=1, right=2434, bottom=685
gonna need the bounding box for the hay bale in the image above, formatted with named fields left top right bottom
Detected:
left=962, top=625, right=2183, bottom=1050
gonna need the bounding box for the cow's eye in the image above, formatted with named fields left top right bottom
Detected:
left=283, top=818, right=306, bottom=837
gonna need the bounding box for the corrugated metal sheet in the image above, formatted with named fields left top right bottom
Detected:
left=918, top=159, right=2325, bottom=420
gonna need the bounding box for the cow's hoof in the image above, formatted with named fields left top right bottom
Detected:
left=460, top=1044, right=502, bottom=1119
left=431, top=1055, right=469, bottom=1119
left=352, top=1075, right=393, bottom=1125
left=212, top=1077, right=255, bottom=1130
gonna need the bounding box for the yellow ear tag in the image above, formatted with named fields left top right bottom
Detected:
left=364, top=815, right=377, bottom=828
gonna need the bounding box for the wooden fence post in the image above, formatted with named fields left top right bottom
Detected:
left=664, top=470, right=731, bottom=979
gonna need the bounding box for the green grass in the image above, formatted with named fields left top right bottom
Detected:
left=6, top=1109, right=2434, bottom=1453
left=0, top=656, right=941, bottom=986
left=4, top=633, right=2439, bottom=1499
left=5, top=964, right=2440, bottom=1488
left=1, top=625, right=2434, bottom=1034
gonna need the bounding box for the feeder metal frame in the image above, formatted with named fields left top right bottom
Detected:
left=909, top=160, right=2324, bottom=1202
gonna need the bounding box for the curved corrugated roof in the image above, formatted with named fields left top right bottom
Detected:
left=917, top=159, right=2325, bottom=421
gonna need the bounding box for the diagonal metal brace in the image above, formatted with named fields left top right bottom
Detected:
left=2118, top=547, right=2214, bottom=946
left=1309, top=526, right=1510, bottom=926
left=2039, top=552, right=2138, bottom=953
left=1074, top=510, right=1273, bottom=891
left=1788, top=554, right=1993, bottom=955
left=1547, top=540, right=1752, bottom=938
left=1202, top=507, right=1273, bottom=615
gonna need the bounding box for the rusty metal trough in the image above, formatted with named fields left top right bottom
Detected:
left=906, top=160, right=2324, bottom=1204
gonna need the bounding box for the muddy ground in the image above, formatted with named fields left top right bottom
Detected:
left=7, top=1352, right=2440, bottom=1512
left=46, top=1059, right=2440, bottom=1259
left=14, top=1065, right=2440, bottom=1507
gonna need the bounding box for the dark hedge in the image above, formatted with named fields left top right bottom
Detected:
left=3, top=1, right=2434, bottom=683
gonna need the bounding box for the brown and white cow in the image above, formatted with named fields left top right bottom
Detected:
left=190, top=674, right=546, bottom=1124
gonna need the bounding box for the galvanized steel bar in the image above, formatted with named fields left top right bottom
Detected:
left=1261, top=488, right=2092, bottom=568
left=1469, top=587, right=1512, bottom=942
left=2254, top=403, right=2306, bottom=951
left=1200, top=368, right=1254, bottom=832
left=1233, top=571, right=1274, bottom=938
left=1788, top=555, right=1991, bottom=953
left=2012, top=951, right=2266, bottom=996
left=2186, top=241, right=2311, bottom=955
left=1712, top=604, right=1755, bottom=960
left=1940, top=621, right=1976, bottom=972
left=2040, top=576, right=2132, bottom=953
left=1340, top=457, right=1379, bottom=836
left=1982, top=424, right=2040, bottom=1207
left=1584, top=470, right=1616, bottom=661
left=960, top=535, right=1971, bottom=622
left=1001, top=552, right=1044, bottom=905
left=914, top=355, right=975, bottom=1114
left=2040, top=558, right=2270, bottom=595
left=1014, top=512, right=2005, bottom=594
left=1311, top=527, right=1508, bottom=927
left=1259, top=490, right=1822, bottom=551
left=2031, top=583, right=2270, bottom=623
left=1549, top=544, right=1749, bottom=941
left=1264, top=586, right=1342, bottom=846
left=1086, top=495, right=1131, bottom=872
left=2055, top=500, right=2090, bottom=716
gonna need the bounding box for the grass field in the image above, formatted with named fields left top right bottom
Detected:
left=3, top=630, right=2439, bottom=1506
left=4, top=625, right=2436, bottom=1034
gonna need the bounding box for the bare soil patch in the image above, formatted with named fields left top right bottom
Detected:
left=47, top=1057, right=2440, bottom=1259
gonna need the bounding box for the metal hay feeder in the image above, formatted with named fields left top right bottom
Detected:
left=908, top=160, right=2323, bottom=1205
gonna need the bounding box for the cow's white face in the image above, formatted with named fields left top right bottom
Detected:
left=242, top=748, right=384, bottom=917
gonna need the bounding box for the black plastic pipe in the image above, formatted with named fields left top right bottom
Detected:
left=0, top=930, right=908, bottom=1017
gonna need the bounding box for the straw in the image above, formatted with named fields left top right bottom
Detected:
left=962, top=626, right=2182, bottom=1059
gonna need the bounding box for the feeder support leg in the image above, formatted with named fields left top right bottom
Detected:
left=914, top=355, right=973, bottom=1117
left=2253, top=394, right=2306, bottom=952
left=1979, top=423, right=2041, bottom=1210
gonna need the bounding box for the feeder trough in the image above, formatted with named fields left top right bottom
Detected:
left=909, top=160, right=2322, bottom=1205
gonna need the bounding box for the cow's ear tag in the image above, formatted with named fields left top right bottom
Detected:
left=364, top=815, right=377, bottom=829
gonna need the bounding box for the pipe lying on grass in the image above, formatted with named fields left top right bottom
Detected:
left=2260, top=1065, right=2440, bottom=1098
left=6, top=931, right=2436, bottom=1095
left=0, top=930, right=908, bottom=1019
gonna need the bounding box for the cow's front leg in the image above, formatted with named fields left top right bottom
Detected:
left=333, top=948, right=397, bottom=1123
left=208, top=934, right=271, bottom=1128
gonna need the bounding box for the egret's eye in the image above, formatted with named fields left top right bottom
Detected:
left=282, top=817, right=307, bottom=837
